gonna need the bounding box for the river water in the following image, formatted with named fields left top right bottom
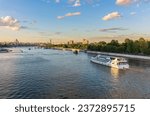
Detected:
left=0, top=47, right=150, bottom=99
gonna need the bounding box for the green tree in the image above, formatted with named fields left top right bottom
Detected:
left=124, top=38, right=134, bottom=53
left=132, top=40, right=140, bottom=54
left=138, top=38, right=148, bottom=54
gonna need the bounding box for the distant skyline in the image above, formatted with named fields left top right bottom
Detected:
left=0, top=0, right=150, bottom=43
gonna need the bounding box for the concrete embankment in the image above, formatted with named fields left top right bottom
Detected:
left=87, top=51, right=150, bottom=60
left=52, top=47, right=80, bottom=52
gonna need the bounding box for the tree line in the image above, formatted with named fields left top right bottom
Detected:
left=87, top=38, right=150, bottom=55
left=0, top=42, right=38, bottom=47
left=44, top=42, right=88, bottom=50
left=44, top=38, right=150, bottom=56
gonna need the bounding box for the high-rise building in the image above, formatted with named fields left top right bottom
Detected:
left=15, top=39, right=19, bottom=46
left=82, top=39, right=89, bottom=44
left=68, top=40, right=74, bottom=45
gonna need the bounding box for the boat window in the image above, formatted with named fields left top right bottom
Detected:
left=118, top=62, right=127, bottom=65
left=118, top=59, right=121, bottom=61
left=110, top=58, right=115, bottom=60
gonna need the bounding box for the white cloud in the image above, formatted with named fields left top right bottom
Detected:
left=0, top=16, right=21, bottom=31
left=130, top=12, right=136, bottom=15
left=115, top=0, right=150, bottom=6
left=65, top=12, right=81, bottom=17
left=100, top=27, right=127, bottom=33
left=102, top=12, right=121, bottom=21
left=73, top=0, right=81, bottom=7
left=57, top=12, right=81, bottom=19
left=116, top=0, right=132, bottom=5
left=57, top=16, right=65, bottom=19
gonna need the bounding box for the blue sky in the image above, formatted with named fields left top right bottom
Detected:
left=0, top=0, right=150, bottom=43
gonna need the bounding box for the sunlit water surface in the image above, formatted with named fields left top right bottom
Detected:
left=0, top=48, right=150, bottom=99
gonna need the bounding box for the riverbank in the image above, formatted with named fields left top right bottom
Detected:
left=87, top=51, right=150, bottom=60
left=51, top=47, right=81, bottom=52
left=50, top=47, right=150, bottom=60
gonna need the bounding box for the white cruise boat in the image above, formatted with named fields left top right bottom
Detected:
left=90, top=55, right=129, bottom=69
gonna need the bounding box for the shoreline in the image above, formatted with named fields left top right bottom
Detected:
left=1, top=47, right=150, bottom=60
left=87, top=51, right=150, bottom=60
left=49, top=47, right=150, bottom=60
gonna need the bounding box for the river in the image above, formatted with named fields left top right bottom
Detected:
left=0, top=47, right=150, bottom=99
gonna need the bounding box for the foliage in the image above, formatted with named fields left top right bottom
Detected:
left=87, top=38, right=150, bottom=55
left=42, top=38, right=150, bottom=56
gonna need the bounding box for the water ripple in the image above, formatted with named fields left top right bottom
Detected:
left=0, top=48, right=150, bottom=99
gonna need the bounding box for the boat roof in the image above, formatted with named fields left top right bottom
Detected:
left=97, top=54, right=126, bottom=59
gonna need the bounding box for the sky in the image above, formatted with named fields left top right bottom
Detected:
left=0, top=0, right=150, bottom=43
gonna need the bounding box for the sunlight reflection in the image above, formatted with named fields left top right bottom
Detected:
left=110, top=68, right=120, bottom=79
